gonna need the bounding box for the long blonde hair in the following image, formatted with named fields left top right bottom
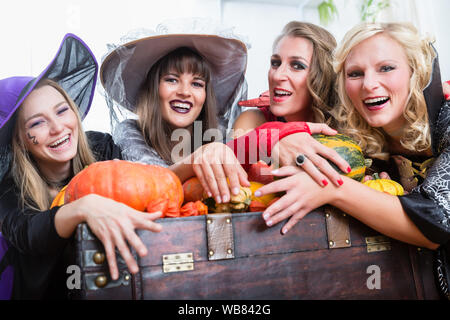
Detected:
left=273, top=21, right=338, bottom=124
left=12, top=79, right=95, bottom=210
left=136, top=47, right=218, bottom=164
left=333, top=22, right=435, bottom=159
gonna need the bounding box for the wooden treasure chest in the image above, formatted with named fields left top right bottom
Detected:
left=71, top=206, right=439, bottom=300
left=68, top=205, right=440, bottom=300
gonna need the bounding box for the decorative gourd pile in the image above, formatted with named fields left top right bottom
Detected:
left=51, top=160, right=184, bottom=217
left=51, top=160, right=278, bottom=217
left=246, top=161, right=279, bottom=212
left=182, top=161, right=279, bottom=214
left=51, top=133, right=378, bottom=218
left=313, top=134, right=404, bottom=194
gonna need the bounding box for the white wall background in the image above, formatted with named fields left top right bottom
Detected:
left=1, top=0, right=449, bottom=133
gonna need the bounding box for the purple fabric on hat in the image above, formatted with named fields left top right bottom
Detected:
left=0, top=233, right=13, bottom=300
left=0, top=76, right=33, bottom=128
left=0, top=33, right=98, bottom=150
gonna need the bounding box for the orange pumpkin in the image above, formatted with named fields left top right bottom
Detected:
left=182, top=177, right=204, bottom=203
left=64, top=160, right=184, bottom=217
left=180, top=201, right=208, bottom=217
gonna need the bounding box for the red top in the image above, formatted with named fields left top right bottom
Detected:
left=227, top=120, right=311, bottom=171
left=230, top=92, right=311, bottom=170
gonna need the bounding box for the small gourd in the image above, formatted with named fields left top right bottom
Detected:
left=312, top=134, right=367, bottom=181
left=363, top=173, right=404, bottom=196
left=204, top=186, right=252, bottom=213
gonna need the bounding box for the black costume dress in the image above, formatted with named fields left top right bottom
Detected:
left=397, top=56, right=450, bottom=299
left=0, top=132, right=122, bottom=299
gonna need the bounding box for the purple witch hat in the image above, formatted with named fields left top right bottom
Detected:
left=0, top=33, right=98, bottom=149
left=0, top=35, right=97, bottom=299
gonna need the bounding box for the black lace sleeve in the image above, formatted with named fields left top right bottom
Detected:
left=399, top=102, right=450, bottom=245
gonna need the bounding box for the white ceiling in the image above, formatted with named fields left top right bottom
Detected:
left=223, top=0, right=312, bottom=7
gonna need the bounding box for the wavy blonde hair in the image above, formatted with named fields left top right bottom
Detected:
left=273, top=21, right=338, bottom=125
left=333, top=22, right=435, bottom=159
left=12, top=79, right=95, bottom=210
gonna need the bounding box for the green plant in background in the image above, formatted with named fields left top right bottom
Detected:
left=316, top=0, right=391, bottom=25
left=361, top=0, right=391, bottom=22
left=318, top=0, right=338, bottom=26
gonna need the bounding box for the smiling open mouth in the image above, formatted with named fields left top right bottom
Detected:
left=170, top=100, right=192, bottom=114
left=363, top=97, right=390, bottom=109
left=273, top=88, right=292, bottom=98
left=49, top=134, right=70, bottom=149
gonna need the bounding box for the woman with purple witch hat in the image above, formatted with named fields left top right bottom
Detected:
left=0, top=34, right=162, bottom=299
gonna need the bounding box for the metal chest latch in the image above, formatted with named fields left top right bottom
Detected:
left=162, top=253, right=194, bottom=273
left=365, top=235, right=391, bottom=253
left=325, top=206, right=351, bottom=249
left=206, top=213, right=235, bottom=260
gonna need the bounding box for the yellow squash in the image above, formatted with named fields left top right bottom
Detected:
left=363, top=174, right=404, bottom=196
left=249, top=181, right=276, bottom=206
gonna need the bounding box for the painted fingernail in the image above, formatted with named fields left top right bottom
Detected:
left=322, top=180, right=328, bottom=186
left=282, top=228, right=288, bottom=234
left=263, top=213, right=269, bottom=220
left=232, top=187, right=240, bottom=195
left=271, top=169, right=279, bottom=174
left=216, top=196, right=222, bottom=203
left=338, top=179, right=344, bottom=186
left=222, top=195, right=229, bottom=203
left=207, top=192, right=212, bottom=198
left=266, top=220, right=273, bottom=226
left=347, top=166, right=352, bottom=173
left=254, top=191, right=261, bottom=197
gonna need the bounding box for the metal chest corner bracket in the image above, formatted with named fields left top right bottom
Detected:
left=325, top=206, right=351, bottom=249
left=205, top=213, right=235, bottom=261
left=162, top=253, right=194, bottom=273
left=365, top=235, right=391, bottom=253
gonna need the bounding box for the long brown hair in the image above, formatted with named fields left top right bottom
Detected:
left=273, top=21, right=338, bottom=125
left=136, top=47, right=218, bottom=164
left=12, top=79, right=95, bottom=210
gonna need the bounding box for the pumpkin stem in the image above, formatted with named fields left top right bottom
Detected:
left=372, top=173, right=380, bottom=180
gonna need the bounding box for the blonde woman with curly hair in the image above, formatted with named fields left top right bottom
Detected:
left=256, top=23, right=450, bottom=297
left=334, top=23, right=433, bottom=161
